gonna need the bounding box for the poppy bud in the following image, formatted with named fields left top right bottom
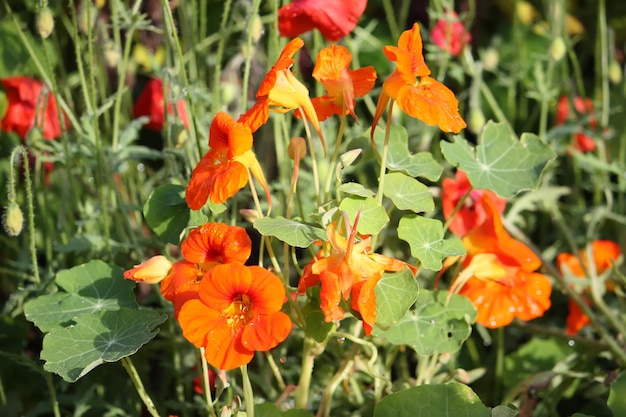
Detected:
left=468, top=110, right=486, bottom=134
left=251, top=14, right=264, bottom=43
left=482, top=48, right=499, bottom=72
left=609, top=60, right=623, bottom=84
left=36, top=7, right=55, bottom=39
left=287, top=137, right=307, bottom=161
left=172, top=124, right=188, bottom=149
left=549, top=37, right=567, bottom=62
left=124, top=255, right=173, bottom=284
left=77, top=3, right=97, bottom=34
left=3, top=202, right=24, bottom=237
left=103, top=41, right=121, bottom=68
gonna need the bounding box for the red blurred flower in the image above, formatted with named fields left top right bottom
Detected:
left=278, top=0, right=367, bottom=42
left=298, top=212, right=416, bottom=335
left=1, top=76, right=68, bottom=140
left=555, top=95, right=597, bottom=153
left=441, top=170, right=507, bottom=236
left=178, top=263, right=292, bottom=370
left=556, top=240, right=621, bottom=334
left=451, top=195, right=552, bottom=328
left=306, top=44, right=376, bottom=121
left=431, top=11, right=471, bottom=56
left=132, top=78, right=189, bottom=131
left=160, top=223, right=252, bottom=316
left=372, top=23, right=466, bottom=139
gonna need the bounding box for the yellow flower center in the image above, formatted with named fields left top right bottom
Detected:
left=224, top=293, right=253, bottom=330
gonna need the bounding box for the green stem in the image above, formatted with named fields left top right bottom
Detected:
left=295, top=337, right=321, bottom=409
left=442, top=185, right=473, bottom=233
left=597, top=0, right=610, bottom=129
left=299, top=108, right=322, bottom=206
left=494, top=327, right=504, bottom=402
left=121, top=357, right=160, bottom=417
left=317, top=355, right=354, bottom=417
left=212, top=0, right=234, bottom=112
left=375, top=100, right=394, bottom=206
left=200, top=349, right=218, bottom=417
left=241, top=0, right=262, bottom=110
left=240, top=365, right=255, bottom=417
left=381, top=0, right=400, bottom=41
left=323, top=110, right=347, bottom=203
left=264, top=352, right=286, bottom=391
left=43, top=372, right=61, bottom=417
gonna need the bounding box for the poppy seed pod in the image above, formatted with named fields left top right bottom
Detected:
left=3, top=202, right=24, bottom=237
left=36, top=7, right=55, bottom=39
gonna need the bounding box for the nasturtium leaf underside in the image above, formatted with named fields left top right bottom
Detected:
left=301, top=302, right=334, bottom=343
left=440, top=121, right=555, bottom=198
left=253, top=216, right=327, bottom=248
left=41, top=308, right=166, bottom=382
left=373, top=383, right=489, bottom=417
left=339, top=182, right=376, bottom=198
left=371, top=125, right=443, bottom=181
left=24, top=261, right=137, bottom=333
left=374, top=268, right=419, bottom=330
left=372, top=290, right=476, bottom=356
left=383, top=172, right=434, bottom=213
left=339, top=196, right=389, bottom=235
left=397, top=215, right=465, bottom=271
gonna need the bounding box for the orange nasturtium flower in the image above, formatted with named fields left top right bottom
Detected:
left=124, top=255, right=173, bottom=284
left=177, top=263, right=292, bottom=370
left=441, top=170, right=507, bottom=236
left=306, top=44, right=376, bottom=121
left=160, top=222, right=252, bottom=316
left=556, top=240, right=621, bottom=335
left=185, top=110, right=270, bottom=209
left=298, top=213, right=417, bottom=335
left=371, top=23, right=466, bottom=139
left=451, top=195, right=552, bottom=328
left=249, top=37, right=326, bottom=151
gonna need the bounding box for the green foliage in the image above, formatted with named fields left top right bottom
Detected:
left=383, top=172, right=434, bottom=213
left=339, top=196, right=389, bottom=235
left=254, top=216, right=328, bottom=247
left=374, top=268, right=419, bottom=330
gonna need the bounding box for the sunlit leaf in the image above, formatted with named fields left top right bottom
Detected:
left=398, top=215, right=465, bottom=270
left=339, top=196, right=389, bottom=235
left=373, top=383, right=489, bottom=417
left=254, top=217, right=327, bottom=247
left=375, top=268, right=419, bottom=330
left=383, top=172, right=434, bottom=213
left=440, top=121, right=555, bottom=198
left=339, top=182, right=376, bottom=198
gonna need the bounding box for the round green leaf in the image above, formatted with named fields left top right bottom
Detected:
left=383, top=172, right=434, bottom=213
left=253, top=216, right=327, bottom=248
left=374, top=383, right=490, bottom=417
left=374, top=268, right=419, bottom=330
left=339, top=196, right=389, bottom=235
left=339, top=182, right=376, bottom=198
left=398, top=215, right=465, bottom=271
left=144, top=184, right=200, bottom=245
left=609, top=372, right=626, bottom=416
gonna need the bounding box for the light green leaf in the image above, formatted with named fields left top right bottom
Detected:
left=283, top=410, right=316, bottom=417
left=372, top=290, right=476, bottom=356
left=24, top=261, right=137, bottom=333
left=503, top=338, right=570, bottom=388
left=301, top=298, right=334, bottom=343
left=254, top=403, right=283, bottom=417
left=491, top=405, right=519, bottom=417
left=383, top=172, right=434, bottom=213
left=440, top=121, right=555, bottom=198
left=609, top=372, right=626, bottom=417
left=339, top=196, right=389, bottom=235
left=371, top=125, right=443, bottom=181
left=253, top=217, right=327, bottom=248
left=375, top=268, right=419, bottom=330
left=398, top=215, right=465, bottom=271
left=373, top=383, right=489, bottom=417
left=339, top=182, right=376, bottom=198
left=41, top=308, right=166, bottom=382
left=144, top=184, right=195, bottom=245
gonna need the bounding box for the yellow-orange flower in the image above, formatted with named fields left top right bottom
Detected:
left=298, top=213, right=416, bottom=335
left=452, top=195, right=551, bottom=328
left=185, top=111, right=269, bottom=209
left=160, top=223, right=252, bottom=316
left=557, top=240, right=621, bottom=334
left=177, top=263, right=292, bottom=370
left=308, top=44, right=376, bottom=121
left=124, top=255, right=173, bottom=284
left=371, top=23, right=466, bottom=139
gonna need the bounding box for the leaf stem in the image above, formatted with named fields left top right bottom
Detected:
left=43, top=371, right=61, bottom=417
left=240, top=364, right=255, bottom=417
left=200, top=348, right=218, bottom=417
left=121, top=356, right=160, bottom=417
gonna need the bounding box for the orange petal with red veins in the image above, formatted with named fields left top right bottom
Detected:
left=199, top=264, right=253, bottom=310
left=350, top=66, right=377, bottom=98
left=245, top=266, right=286, bottom=314
left=181, top=223, right=251, bottom=266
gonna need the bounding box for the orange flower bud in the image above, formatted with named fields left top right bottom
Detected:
left=288, top=137, right=307, bottom=161
left=124, top=255, right=173, bottom=284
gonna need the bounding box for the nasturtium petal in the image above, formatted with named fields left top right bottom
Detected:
left=383, top=172, right=434, bottom=212
left=374, top=268, right=419, bottom=330
left=440, top=121, right=556, bottom=198
left=41, top=308, right=166, bottom=382
left=371, top=125, right=443, bottom=181
left=398, top=215, right=465, bottom=270
left=241, top=312, right=292, bottom=352
left=339, top=196, right=389, bottom=235
left=372, top=290, right=476, bottom=356
left=373, top=383, right=489, bottom=417
left=253, top=216, right=327, bottom=247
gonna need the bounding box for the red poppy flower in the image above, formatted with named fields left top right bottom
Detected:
left=132, top=78, right=189, bottom=131
left=431, top=11, right=472, bottom=57
left=441, top=170, right=507, bottom=236
left=185, top=111, right=269, bottom=209
left=556, top=240, right=621, bottom=334
left=1, top=76, right=68, bottom=140
left=278, top=0, right=367, bottom=42
left=451, top=195, right=552, bottom=328
left=372, top=23, right=466, bottom=139
left=306, top=44, right=376, bottom=121
left=177, top=263, right=292, bottom=370
left=555, top=95, right=597, bottom=153
left=298, top=212, right=416, bottom=335
left=159, top=222, right=252, bottom=316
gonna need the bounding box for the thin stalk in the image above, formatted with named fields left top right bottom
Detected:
left=264, top=352, right=286, bottom=391
left=323, top=108, right=347, bottom=203
left=43, top=372, right=61, bottom=417
left=241, top=0, right=262, bottom=109
left=121, top=357, right=161, bottom=417
left=299, top=108, right=322, bottom=206
left=212, top=0, right=234, bottom=112
left=317, top=355, right=355, bottom=417
left=240, top=365, right=255, bottom=417
left=442, top=186, right=473, bottom=233
left=295, top=337, right=319, bottom=409
left=375, top=100, right=394, bottom=206
left=381, top=0, right=400, bottom=41
left=493, top=327, right=504, bottom=402
left=200, top=349, right=218, bottom=417
left=597, top=0, right=610, bottom=129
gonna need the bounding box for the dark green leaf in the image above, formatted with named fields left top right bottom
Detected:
left=143, top=184, right=193, bottom=244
